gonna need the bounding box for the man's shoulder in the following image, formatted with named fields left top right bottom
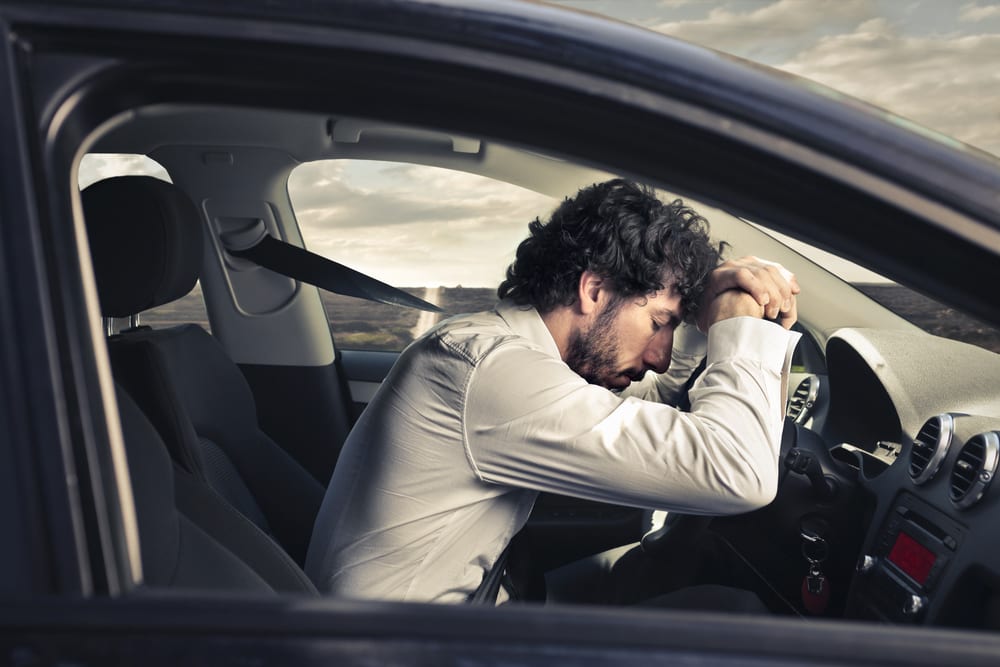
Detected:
left=427, top=309, right=522, bottom=365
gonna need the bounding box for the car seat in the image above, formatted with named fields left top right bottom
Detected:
left=117, top=382, right=316, bottom=593
left=82, top=175, right=324, bottom=567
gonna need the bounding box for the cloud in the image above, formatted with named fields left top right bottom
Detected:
left=289, top=160, right=556, bottom=286
left=657, top=0, right=699, bottom=8
left=291, top=162, right=550, bottom=229
left=959, top=3, right=1000, bottom=22
left=649, top=0, right=875, bottom=63
left=779, top=18, right=1000, bottom=155
left=303, top=220, right=527, bottom=287
left=78, top=154, right=171, bottom=189
left=642, top=0, right=1000, bottom=156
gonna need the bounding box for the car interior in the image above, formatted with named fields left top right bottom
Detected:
left=84, top=173, right=321, bottom=592
left=64, top=98, right=1000, bottom=632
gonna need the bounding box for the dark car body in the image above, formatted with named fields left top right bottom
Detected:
left=3, top=0, right=1000, bottom=665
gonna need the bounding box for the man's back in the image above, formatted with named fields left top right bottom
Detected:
left=305, top=307, right=539, bottom=602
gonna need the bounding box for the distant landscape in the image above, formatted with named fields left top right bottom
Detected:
left=316, top=287, right=497, bottom=351
left=142, top=283, right=1000, bottom=354
left=855, top=284, right=1000, bottom=353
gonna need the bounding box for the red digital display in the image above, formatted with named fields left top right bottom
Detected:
left=888, top=531, right=936, bottom=585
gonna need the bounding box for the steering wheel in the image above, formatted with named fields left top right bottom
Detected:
left=640, top=417, right=799, bottom=555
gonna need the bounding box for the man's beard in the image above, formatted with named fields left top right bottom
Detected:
left=565, top=298, right=626, bottom=388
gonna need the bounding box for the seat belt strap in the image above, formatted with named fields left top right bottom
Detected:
left=470, top=545, right=511, bottom=605
left=224, top=229, right=441, bottom=313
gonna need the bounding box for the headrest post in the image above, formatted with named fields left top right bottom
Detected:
left=129, top=313, right=142, bottom=330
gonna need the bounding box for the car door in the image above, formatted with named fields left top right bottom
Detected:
left=5, top=1, right=1000, bottom=665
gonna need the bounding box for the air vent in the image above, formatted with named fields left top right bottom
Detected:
left=950, top=432, right=1000, bottom=509
left=909, top=414, right=954, bottom=485
left=786, top=375, right=819, bottom=424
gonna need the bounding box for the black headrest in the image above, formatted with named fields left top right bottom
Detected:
left=82, top=176, right=203, bottom=317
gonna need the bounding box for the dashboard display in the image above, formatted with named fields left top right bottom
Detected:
left=888, top=531, right=936, bottom=585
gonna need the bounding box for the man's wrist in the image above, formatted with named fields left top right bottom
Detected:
left=698, top=289, right=765, bottom=332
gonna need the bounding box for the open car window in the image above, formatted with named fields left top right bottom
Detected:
left=290, top=159, right=556, bottom=351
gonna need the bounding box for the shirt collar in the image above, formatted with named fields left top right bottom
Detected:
left=495, top=300, right=562, bottom=361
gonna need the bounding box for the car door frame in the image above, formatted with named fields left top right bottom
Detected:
left=5, top=1, right=1000, bottom=665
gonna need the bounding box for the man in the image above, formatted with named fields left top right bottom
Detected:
left=306, top=179, right=800, bottom=603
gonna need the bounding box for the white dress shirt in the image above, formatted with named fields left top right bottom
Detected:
left=306, top=301, right=800, bottom=603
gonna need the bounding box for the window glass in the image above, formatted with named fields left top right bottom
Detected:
left=289, top=160, right=557, bottom=351
left=78, top=154, right=210, bottom=331
left=291, top=160, right=1000, bottom=355
left=855, top=284, right=1000, bottom=353
left=78, top=153, right=171, bottom=189
left=764, top=227, right=1000, bottom=354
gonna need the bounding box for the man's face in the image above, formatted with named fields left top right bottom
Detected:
left=566, top=284, right=683, bottom=390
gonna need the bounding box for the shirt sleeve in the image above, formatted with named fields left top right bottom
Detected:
left=463, top=317, right=800, bottom=515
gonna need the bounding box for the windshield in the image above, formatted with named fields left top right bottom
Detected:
left=745, top=224, right=1000, bottom=353
left=855, top=284, right=1000, bottom=352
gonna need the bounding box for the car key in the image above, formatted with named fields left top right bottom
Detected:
left=801, top=529, right=831, bottom=614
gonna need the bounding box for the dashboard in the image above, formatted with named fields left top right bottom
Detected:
left=788, top=327, right=1000, bottom=629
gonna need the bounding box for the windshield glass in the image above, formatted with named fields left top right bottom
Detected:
left=855, top=284, right=1000, bottom=352
left=766, top=229, right=1000, bottom=353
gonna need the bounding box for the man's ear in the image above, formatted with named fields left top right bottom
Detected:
left=577, top=270, right=605, bottom=316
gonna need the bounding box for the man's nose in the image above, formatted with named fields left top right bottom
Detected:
left=642, top=331, right=673, bottom=374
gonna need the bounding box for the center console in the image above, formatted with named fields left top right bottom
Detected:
left=851, top=493, right=965, bottom=622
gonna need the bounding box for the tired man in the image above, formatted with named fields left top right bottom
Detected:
left=306, top=179, right=800, bottom=603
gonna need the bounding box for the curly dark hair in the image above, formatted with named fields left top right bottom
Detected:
left=497, top=179, right=723, bottom=321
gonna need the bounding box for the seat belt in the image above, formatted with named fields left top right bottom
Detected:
left=470, top=545, right=511, bottom=605
left=222, top=224, right=441, bottom=312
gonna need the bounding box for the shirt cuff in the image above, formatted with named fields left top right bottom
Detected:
left=707, top=317, right=801, bottom=372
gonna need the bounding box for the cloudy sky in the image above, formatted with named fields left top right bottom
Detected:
left=559, top=0, right=1000, bottom=156
left=81, top=0, right=1000, bottom=287
left=285, top=159, right=556, bottom=287
left=298, top=0, right=1000, bottom=286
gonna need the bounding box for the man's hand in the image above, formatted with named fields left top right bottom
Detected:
left=698, top=256, right=799, bottom=331
left=697, top=289, right=764, bottom=332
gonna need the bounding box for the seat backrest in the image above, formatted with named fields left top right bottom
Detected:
left=108, top=325, right=324, bottom=564
left=83, top=176, right=324, bottom=566
left=116, top=384, right=280, bottom=593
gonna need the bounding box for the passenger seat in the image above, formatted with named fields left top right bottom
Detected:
left=83, top=175, right=324, bottom=567
left=117, top=382, right=315, bottom=594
